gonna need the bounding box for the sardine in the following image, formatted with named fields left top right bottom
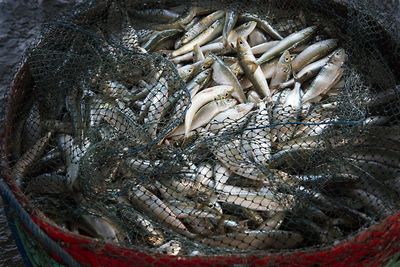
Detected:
left=291, top=39, right=338, bottom=72
left=237, top=36, right=271, bottom=99
left=248, top=28, right=269, bottom=47
left=142, top=29, right=182, bottom=51
left=128, top=184, right=188, bottom=231
left=223, top=10, right=239, bottom=42
left=207, top=102, right=254, bottom=133
left=302, top=48, right=346, bottom=103
left=257, top=26, right=317, bottom=65
left=210, top=54, right=246, bottom=103
left=270, top=50, right=292, bottom=94
left=172, top=18, right=224, bottom=57
left=184, top=85, right=234, bottom=136
left=240, top=13, right=284, bottom=40
left=12, top=131, right=52, bottom=186
left=170, top=98, right=237, bottom=137
left=178, top=10, right=225, bottom=47
left=279, top=55, right=331, bottom=89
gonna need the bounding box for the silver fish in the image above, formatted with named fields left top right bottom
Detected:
left=257, top=26, right=317, bottom=65
left=302, top=48, right=346, bottom=103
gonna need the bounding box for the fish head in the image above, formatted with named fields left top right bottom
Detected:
left=235, top=36, right=252, bottom=56
left=278, top=50, right=292, bottom=73
left=331, top=48, right=346, bottom=65
left=202, top=56, right=214, bottom=69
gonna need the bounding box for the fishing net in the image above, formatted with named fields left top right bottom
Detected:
left=1, top=0, right=400, bottom=265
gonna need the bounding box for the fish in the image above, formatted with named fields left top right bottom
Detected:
left=237, top=36, right=271, bottom=100
left=240, top=13, right=284, bottom=40
left=223, top=10, right=239, bottom=43
left=177, top=56, right=214, bottom=82
left=12, top=131, right=52, bottom=186
left=166, top=199, right=222, bottom=219
left=212, top=21, right=257, bottom=48
left=210, top=54, right=246, bottom=103
left=156, top=240, right=182, bottom=255
left=269, top=50, right=292, bottom=94
left=177, top=10, right=225, bottom=47
left=279, top=55, right=331, bottom=89
left=207, top=102, right=255, bottom=133
left=169, top=98, right=237, bottom=137
left=172, top=42, right=226, bottom=63
left=291, top=39, right=338, bottom=72
left=193, top=44, right=205, bottom=62
left=241, top=101, right=272, bottom=166
left=248, top=28, right=269, bottom=47
left=212, top=139, right=265, bottom=181
left=144, top=79, right=169, bottom=138
left=251, top=40, right=280, bottom=55
left=117, top=197, right=165, bottom=246
left=21, top=102, right=42, bottom=153
left=213, top=162, right=231, bottom=190
left=302, top=48, right=346, bottom=103
left=150, top=6, right=204, bottom=31
left=186, top=68, right=212, bottom=97
left=58, top=134, right=90, bottom=190
left=257, top=26, right=317, bottom=65
left=142, top=29, right=182, bottom=51
left=128, top=184, right=188, bottom=232
left=172, top=18, right=224, bottom=57
left=247, top=90, right=262, bottom=104
left=184, top=85, right=234, bottom=136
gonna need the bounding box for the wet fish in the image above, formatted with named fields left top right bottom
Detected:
left=12, top=132, right=52, bottom=186
left=223, top=10, right=239, bottom=43
left=279, top=55, right=331, bottom=89
left=142, top=29, right=182, bottom=51
left=240, top=13, right=284, bottom=40
left=237, top=36, right=271, bottom=99
left=177, top=10, right=225, bottom=47
left=170, top=98, right=237, bottom=137
left=248, top=28, right=269, bottom=47
left=207, top=102, right=255, bottom=133
left=270, top=50, right=292, bottom=94
left=210, top=54, right=246, bottom=103
left=302, top=48, right=346, bottom=103
left=251, top=40, right=280, bottom=55
left=128, top=184, right=188, bottom=231
left=184, top=85, right=234, bottom=136
left=257, top=26, right=317, bottom=65
left=291, top=39, right=338, bottom=72
left=172, top=18, right=224, bottom=57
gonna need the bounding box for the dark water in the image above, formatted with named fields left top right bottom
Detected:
left=0, top=1, right=78, bottom=266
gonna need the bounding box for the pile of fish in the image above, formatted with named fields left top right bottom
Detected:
left=11, top=5, right=400, bottom=256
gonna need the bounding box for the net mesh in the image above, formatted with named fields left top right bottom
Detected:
left=2, top=0, right=400, bottom=262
